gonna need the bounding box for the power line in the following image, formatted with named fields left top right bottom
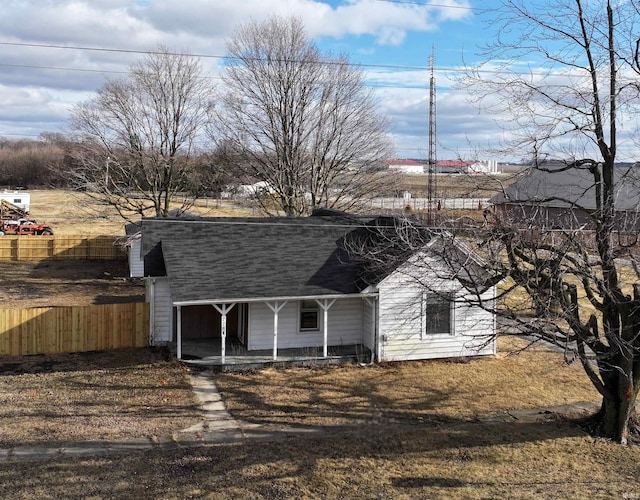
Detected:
left=374, top=0, right=475, bottom=10
left=0, top=40, right=434, bottom=72
left=0, top=41, right=602, bottom=80
left=0, top=62, right=462, bottom=91
left=0, top=40, right=514, bottom=75
left=0, top=62, right=128, bottom=75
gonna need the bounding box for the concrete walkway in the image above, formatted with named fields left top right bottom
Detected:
left=0, top=372, right=326, bottom=463
left=180, top=371, right=243, bottom=433
left=0, top=371, right=598, bottom=463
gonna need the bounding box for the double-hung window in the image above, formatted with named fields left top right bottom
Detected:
left=299, top=300, right=320, bottom=332
left=424, top=293, right=453, bottom=336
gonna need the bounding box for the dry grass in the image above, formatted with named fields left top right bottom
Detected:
left=401, top=172, right=517, bottom=199
left=0, top=347, right=201, bottom=447
left=1, top=424, right=639, bottom=499
left=214, top=337, right=599, bottom=429
left=28, top=190, right=254, bottom=235
left=0, top=337, right=638, bottom=498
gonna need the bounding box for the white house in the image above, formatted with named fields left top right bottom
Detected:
left=133, top=212, right=496, bottom=366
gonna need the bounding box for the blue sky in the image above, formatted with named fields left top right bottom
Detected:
left=0, top=1, right=633, bottom=162
left=315, top=0, right=481, bottom=69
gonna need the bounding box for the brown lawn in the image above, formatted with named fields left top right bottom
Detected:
left=0, top=347, right=201, bottom=448
left=0, top=337, right=638, bottom=499
left=0, top=189, right=638, bottom=498
left=214, top=336, right=600, bottom=429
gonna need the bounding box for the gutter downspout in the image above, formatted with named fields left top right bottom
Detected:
left=375, top=299, right=381, bottom=362
left=364, top=297, right=377, bottom=364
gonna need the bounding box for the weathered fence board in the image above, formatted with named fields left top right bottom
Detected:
left=0, top=302, right=149, bottom=356
left=0, top=235, right=125, bottom=261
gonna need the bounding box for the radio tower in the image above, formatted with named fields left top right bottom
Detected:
left=427, top=46, right=437, bottom=226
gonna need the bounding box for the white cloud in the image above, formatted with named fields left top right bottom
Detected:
left=130, top=0, right=472, bottom=46
left=0, top=0, right=497, bottom=155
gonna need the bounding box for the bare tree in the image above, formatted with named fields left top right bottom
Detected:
left=214, top=16, right=395, bottom=216
left=352, top=1, right=640, bottom=444
left=69, top=46, right=215, bottom=219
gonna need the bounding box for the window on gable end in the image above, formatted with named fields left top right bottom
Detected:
left=423, top=293, right=453, bottom=336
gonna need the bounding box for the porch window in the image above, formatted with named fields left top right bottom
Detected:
left=299, top=300, right=320, bottom=332
left=424, top=293, right=453, bottom=335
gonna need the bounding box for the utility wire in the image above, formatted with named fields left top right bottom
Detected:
left=374, top=0, right=475, bottom=10
left=0, top=40, right=434, bottom=72
left=0, top=41, right=594, bottom=83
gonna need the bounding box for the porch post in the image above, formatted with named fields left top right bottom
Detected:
left=316, top=299, right=336, bottom=358
left=212, top=303, right=236, bottom=364
left=221, top=314, right=227, bottom=362
left=176, top=304, right=182, bottom=360
left=266, top=301, right=287, bottom=361
left=365, top=298, right=377, bottom=363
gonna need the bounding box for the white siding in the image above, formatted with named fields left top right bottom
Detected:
left=148, top=277, right=173, bottom=345
left=128, top=237, right=144, bottom=278
left=248, top=298, right=365, bottom=351
left=377, top=257, right=495, bottom=362
left=362, top=299, right=376, bottom=351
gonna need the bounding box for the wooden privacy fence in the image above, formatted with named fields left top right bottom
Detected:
left=0, top=235, right=125, bottom=261
left=0, top=302, right=149, bottom=356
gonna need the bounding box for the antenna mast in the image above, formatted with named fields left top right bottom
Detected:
left=427, top=46, right=437, bottom=226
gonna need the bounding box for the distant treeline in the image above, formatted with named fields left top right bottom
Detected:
left=0, top=135, right=71, bottom=188
left=0, top=134, right=231, bottom=193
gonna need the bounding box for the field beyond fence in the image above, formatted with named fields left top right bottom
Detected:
left=0, top=235, right=125, bottom=261
left=0, top=302, right=149, bottom=356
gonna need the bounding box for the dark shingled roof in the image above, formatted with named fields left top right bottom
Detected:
left=142, top=215, right=380, bottom=303
left=141, top=213, right=494, bottom=304
left=491, top=163, right=640, bottom=211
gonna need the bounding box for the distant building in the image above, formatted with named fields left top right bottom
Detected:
left=385, top=159, right=499, bottom=175
left=436, top=160, right=471, bottom=173
left=385, top=159, right=425, bottom=174
left=468, top=160, right=498, bottom=174
left=490, top=162, right=640, bottom=229
left=437, top=160, right=499, bottom=174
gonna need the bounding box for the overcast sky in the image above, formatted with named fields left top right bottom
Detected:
left=0, top=0, right=637, bottom=162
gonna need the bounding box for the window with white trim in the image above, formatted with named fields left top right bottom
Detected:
left=424, top=293, right=453, bottom=335
left=299, top=300, right=320, bottom=332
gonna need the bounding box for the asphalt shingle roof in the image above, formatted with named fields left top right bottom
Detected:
left=142, top=216, right=375, bottom=303
left=141, top=213, right=494, bottom=304
left=491, top=163, right=640, bottom=211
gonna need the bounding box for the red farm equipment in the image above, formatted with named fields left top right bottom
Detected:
left=0, top=200, right=53, bottom=236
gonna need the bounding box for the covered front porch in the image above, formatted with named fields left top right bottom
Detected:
left=172, top=293, right=378, bottom=369
left=170, top=338, right=372, bottom=370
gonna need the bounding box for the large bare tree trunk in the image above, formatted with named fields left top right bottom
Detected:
left=593, top=370, right=639, bottom=444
